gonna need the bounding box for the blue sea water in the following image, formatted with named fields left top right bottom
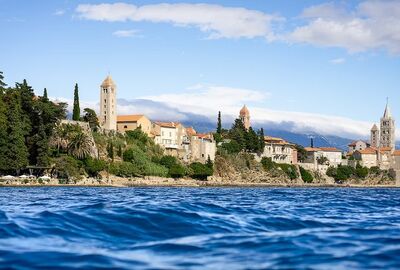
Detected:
left=0, top=187, right=399, bottom=269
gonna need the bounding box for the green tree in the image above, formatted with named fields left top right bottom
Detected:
left=68, top=131, right=92, bottom=160
left=217, top=111, right=222, bottom=134
left=35, top=120, right=50, bottom=166
left=257, top=128, right=265, bottom=153
left=117, top=144, right=123, bottom=158
left=300, top=167, right=313, bottom=183
left=295, top=144, right=307, bottom=163
left=107, top=141, right=114, bottom=161
left=229, top=118, right=247, bottom=151
left=72, top=83, right=80, bottom=121
left=245, top=127, right=259, bottom=152
left=0, top=71, right=7, bottom=89
left=3, top=93, right=29, bottom=172
left=43, top=88, right=48, bottom=101
left=0, top=89, right=8, bottom=170
left=189, top=162, right=213, bottom=180
left=83, top=108, right=99, bottom=132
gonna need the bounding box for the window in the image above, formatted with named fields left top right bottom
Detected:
left=124, top=125, right=127, bottom=129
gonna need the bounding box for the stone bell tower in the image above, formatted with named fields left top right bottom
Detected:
left=239, top=105, right=250, bottom=130
left=100, top=75, right=117, bottom=131
left=380, top=99, right=395, bottom=149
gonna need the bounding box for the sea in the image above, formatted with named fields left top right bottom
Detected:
left=0, top=187, right=399, bottom=269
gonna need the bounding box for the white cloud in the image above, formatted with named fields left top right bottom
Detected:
left=141, top=84, right=374, bottom=138
left=54, top=9, right=66, bottom=16
left=330, top=58, right=345, bottom=64
left=288, top=0, right=400, bottom=54
left=112, top=29, right=140, bottom=38
left=76, top=3, right=282, bottom=39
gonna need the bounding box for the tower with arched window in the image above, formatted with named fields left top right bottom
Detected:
left=100, top=75, right=117, bottom=131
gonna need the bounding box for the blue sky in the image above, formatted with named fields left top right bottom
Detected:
left=1, top=0, right=400, bottom=138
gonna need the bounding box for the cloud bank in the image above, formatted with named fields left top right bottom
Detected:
left=75, top=1, right=400, bottom=54
left=76, top=3, right=281, bottom=39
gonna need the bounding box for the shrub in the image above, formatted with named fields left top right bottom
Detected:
left=220, top=140, right=242, bottom=154
left=109, top=162, right=140, bottom=177
left=369, top=166, right=381, bottom=175
left=159, top=155, right=178, bottom=169
left=54, top=155, right=82, bottom=182
left=169, top=164, right=186, bottom=178
left=355, top=165, right=369, bottom=179
left=261, top=157, right=277, bottom=171
left=300, top=167, right=313, bottom=183
left=278, top=164, right=298, bottom=180
left=122, top=147, right=168, bottom=177
left=189, top=162, right=213, bottom=180
left=84, top=157, right=106, bottom=177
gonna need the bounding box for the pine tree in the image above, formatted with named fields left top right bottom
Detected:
left=72, top=83, right=80, bottom=121
left=0, top=71, right=7, bottom=89
left=246, top=127, right=258, bottom=152
left=83, top=108, right=99, bottom=132
left=35, top=120, right=50, bottom=166
left=229, top=118, right=247, bottom=151
left=217, top=111, right=222, bottom=134
left=43, top=88, right=48, bottom=101
left=107, top=141, right=114, bottom=162
left=0, top=91, right=8, bottom=171
left=257, top=128, right=265, bottom=152
left=4, top=93, right=29, bottom=172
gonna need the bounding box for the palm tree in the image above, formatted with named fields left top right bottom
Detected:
left=68, top=131, right=93, bottom=159
left=51, top=124, right=70, bottom=153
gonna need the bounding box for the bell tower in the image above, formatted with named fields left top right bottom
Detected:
left=100, top=75, right=117, bottom=131
left=239, top=105, right=250, bottom=130
left=380, top=98, right=395, bottom=149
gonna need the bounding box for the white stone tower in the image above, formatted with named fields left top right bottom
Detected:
left=370, top=124, right=379, bottom=147
left=239, top=105, right=250, bottom=130
left=380, top=99, right=395, bottom=149
left=100, top=75, right=117, bottom=131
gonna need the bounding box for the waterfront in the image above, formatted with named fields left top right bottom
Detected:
left=0, top=187, right=399, bottom=269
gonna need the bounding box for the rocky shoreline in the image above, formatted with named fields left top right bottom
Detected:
left=0, top=175, right=399, bottom=188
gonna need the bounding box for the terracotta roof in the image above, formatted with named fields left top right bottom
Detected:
left=379, top=147, right=392, bottom=152
left=304, top=147, right=321, bottom=152
left=393, top=150, right=400, bottom=156
left=240, top=105, right=249, bottom=115
left=186, top=127, right=197, bottom=136
left=117, top=115, right=144, bottom=122
left=195, top=133, right=213, bottom=140
left=358, top=148, right=377, bottom=155
left=319, top=147, right=342, bottom=152
left=154, top=121, right=181, bottom=128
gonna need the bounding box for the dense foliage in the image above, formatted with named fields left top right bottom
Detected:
left=326, top=164, right=371, bottom=181
left=261, top=157, right=300, bottom=180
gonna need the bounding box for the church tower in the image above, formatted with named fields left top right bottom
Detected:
left=370, top=124, right=379, bottom=147
left=239, top=105, right=250, bottom=130
left=380, top=100, right=395, bottom=149
left=100, top=75, right=117, bottom=131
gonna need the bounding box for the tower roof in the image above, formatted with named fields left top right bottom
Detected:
left=371, top=124, right=378, bottom=131
left=101, top=75, right=116, bottom=88
left=383, top=98, right=392, bottom=119
left=240, top=105, right=249, bottom=115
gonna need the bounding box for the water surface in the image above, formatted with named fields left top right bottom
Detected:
left=0, top=187, right=399, bottom=269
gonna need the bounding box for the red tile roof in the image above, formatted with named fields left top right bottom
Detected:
left=117, top=115, right=144, bottom=122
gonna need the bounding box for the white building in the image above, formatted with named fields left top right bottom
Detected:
left=99, top=75, right=117, bottom=131
left=260, top=136, right=297, bottom=164
left=304, top=147, right=342, bottom=167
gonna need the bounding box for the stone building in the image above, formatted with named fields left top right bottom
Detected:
left=260, top=136, right=297, bottom=164
left=370, top=101, right=396, bottom=150
left=99, top=75, right=117, bottom=131
left=189, top=133, right=216, bottom=163
left=116, top=115, right=152, bottom=136
left=348, top=140, right=370, bottom=154
left=239, top=105, right=250, bottom=130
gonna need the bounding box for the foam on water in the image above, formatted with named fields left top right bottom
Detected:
left=0, top=187, right=399, bottom=269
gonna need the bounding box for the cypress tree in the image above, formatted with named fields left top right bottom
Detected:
left=107, top=141, right=114, bottom=162
left=258, top=128, right=265, bottom=152
left=217, top=111, right=222, bottom=134
left=43, top=88, right=48, bottom=101
left=72, top=83, right=80, bottom=121
left=4, top=93, right=29, bottom=172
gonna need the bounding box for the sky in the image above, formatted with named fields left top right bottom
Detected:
left=1, top=0, right=400, bottom=139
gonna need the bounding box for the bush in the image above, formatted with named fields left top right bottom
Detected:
left=261, top=157, right=277, bottom=171
left=54, top=156, right=82, bottom=182
left=300, top=167, right=313, bottom=183
left=189, top=162, right=213, bottom=180
left=122, top=147, right=168, bottom=177
left=326, top=166, right=337, bottom=178
left=159, top=155, right=178, bottom=169
left=220, top=140, right=242, bottom=154
left=109, top=162, right=140, bottom=177
left=355, top=164, right=369, bottom=179
left=278, top=164, right=298, bottom=180
left=369, top=166, right=381, bottom=176
left=83, top=157, right=106, bottom=177
left=169, top=164, right=186, bottom=178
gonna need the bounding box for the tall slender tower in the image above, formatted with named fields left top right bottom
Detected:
left=100, top=75, right=117, bottom=131
left=239, top=105, right=250, bottom=130
left=370, top=124, right=379, bottom=147
left=380, top=99, right=395, bottom=149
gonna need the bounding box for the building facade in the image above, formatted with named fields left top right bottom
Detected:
left=116, top=115, right=152, bottom=136
left=348, top=140, right=370, bottom=154
left=261, top=136, right=297, bottom=164
left=99, top=75, right=117, bottom=131
left=379, top=102, right=395, bottom=149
